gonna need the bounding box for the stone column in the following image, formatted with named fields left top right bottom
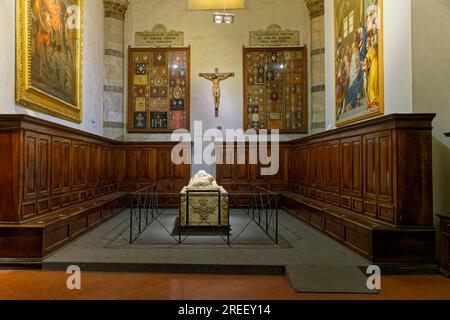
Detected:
left=305, top=0, right=325, bottom=133
left=103, top=0, right=129, bottom=139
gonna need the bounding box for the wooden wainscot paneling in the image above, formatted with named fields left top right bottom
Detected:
left=323, top=140, right=340, bottom=205
left=438, top=214, right=450, bottom=276
left=340, top=136, right=363, bottom=212
left=324, top=215, right=344, bottom=241
left=116, top=142, right=190, bottom=193
left=0, top=130, right=21, bottom=223
left=288, top=114, right=435, bottom=229
left=216, top=143, right=290, bottom=192
left=51, top=137, right=71, bottom=210
left=309, top=143, right=323, bottom=191
left=310, top=210, right=325, bottom=230
left=284, top=114, right=436, bottom=264
left=344, top=223, right=371, bottom=258
left=0, top=114, right=437, bottom=265
left=44, top=224, right=69, bottom=252
left=0, top=115, right=190, bottom=262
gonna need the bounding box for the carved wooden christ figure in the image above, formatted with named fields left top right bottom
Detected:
left=199, top=68, right=235, bottom=117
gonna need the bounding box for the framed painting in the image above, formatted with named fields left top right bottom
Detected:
left=243, top=46, right=308, bottom=133
left=334, top=0, right=384, bottom=126
left=16, top=0, right=84, bottom=123
left=127, top=47, right=190, bottom=133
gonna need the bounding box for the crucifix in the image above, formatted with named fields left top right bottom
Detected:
left=199, top=68, right=235, bottom=117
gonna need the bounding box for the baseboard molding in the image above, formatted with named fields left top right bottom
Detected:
left=42, top=262, right=286, bottom=275
left=369, top=263, right=441, bottom=275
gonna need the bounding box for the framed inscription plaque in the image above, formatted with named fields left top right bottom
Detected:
left=128, top=47, right=190, bottom=133
left=243, top=47, right=307, bottom=133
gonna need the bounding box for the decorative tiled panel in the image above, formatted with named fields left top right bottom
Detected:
left=243, top=47, right=308, bottom=133
left=128, top=47, right=190, bottom=132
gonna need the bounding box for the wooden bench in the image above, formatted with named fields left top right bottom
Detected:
left=281, top=192, right=436, bottom=264
left=0, top=192, right=128, bottom=264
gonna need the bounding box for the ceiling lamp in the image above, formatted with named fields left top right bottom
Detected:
left=213, top=0, right=235, bottom=24
left=213, top=12, right=235, bottom=24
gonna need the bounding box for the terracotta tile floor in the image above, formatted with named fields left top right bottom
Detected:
left=0, top=270, right=448, bottom=300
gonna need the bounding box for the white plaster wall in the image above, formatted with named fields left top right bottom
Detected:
left=324, top=0, right=413, bottom=129
left=411, top=0, right=450, bottom=220
left=123, top=0, right=311, bottom=142
left=124, top=0, right=311, bottom=175
left=412, top=0, right=450, bottom=148
left=0, top=0, right=104, bottom=135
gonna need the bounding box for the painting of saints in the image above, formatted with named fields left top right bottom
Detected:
left=334, top=0, right=384, bottom=126
left=31, top=0, right=78, bottom=105
left=16, top=0, right=83, bottom=122
left=364, top=36, right=379, bottom=109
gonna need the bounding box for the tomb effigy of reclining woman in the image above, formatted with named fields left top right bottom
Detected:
left=179, top=170, right=229, bottom=229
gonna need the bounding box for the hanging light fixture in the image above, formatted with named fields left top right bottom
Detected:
left=213, top=0, right=235, bottom=24
left=213, top=12, right=235, bottom=24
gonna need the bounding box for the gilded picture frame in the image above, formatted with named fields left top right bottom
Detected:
left=334, top=0, right=384, bottom=127
left=16, top=0, right=84, bottom=123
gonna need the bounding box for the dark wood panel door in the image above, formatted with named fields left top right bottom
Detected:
left=88, top=144, right=100, bottom=186
left=124, top=150, right=136, bottom=181
left=52, top=137, right=63, bottom=194
left=216, top=145, right=234, bottom=184
left=289, top=148, right=300, bottom=185
left=235, top=147, right=250, bottom=187
left=310, top=143, right=323, bottom=189
left=340, top=136, right=362, bottom=197
left=61, top=140, right=71, bottom=193
left=107, top=149, right=116, bottom=183
left=364, top=133, right=378, bottom=200
left=51, top=136, right=71, bottom=195
left=363, top=131, right=393, bottom=202
left=378, top=132, right=393, bottom=202
left=135, top=149, right=152, bottom=181
left=37, top=134, right=51, bottom=197
left=157, top=150, right=172, bottom=180
left=299, top=146, right=309, bottom=187
left=100, top=146, right=109, bottom=185
left=72, top=141, right=88, bottom=190
left=23, top=131, right=38, bottom=201
left=323, top=140, right=340, bottom=192
left=172, top=153, right=189, bottom=181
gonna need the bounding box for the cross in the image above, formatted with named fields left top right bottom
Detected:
left=199, top=68, right=235, bottom=117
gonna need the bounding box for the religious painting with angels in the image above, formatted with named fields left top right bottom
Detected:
left=243, top=47, right=307, bottom=133
left=334, top=0, right=384, bottom=126
left=128, top=47, right=190, bottom=133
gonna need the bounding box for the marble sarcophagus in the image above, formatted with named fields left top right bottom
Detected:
left=179, top=170, right=229, bottom=228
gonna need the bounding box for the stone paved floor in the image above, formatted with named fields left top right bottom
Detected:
left=0, top=271, right=449, bottom=300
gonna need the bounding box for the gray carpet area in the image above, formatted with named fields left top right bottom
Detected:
left=286, top=265, right=377, bottom=294
left=43, top=209, right=377, bottom=293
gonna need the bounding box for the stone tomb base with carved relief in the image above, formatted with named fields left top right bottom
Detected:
left=178, top=170, right=230, bottom=233
left=179, top=187, right=230, bottom=233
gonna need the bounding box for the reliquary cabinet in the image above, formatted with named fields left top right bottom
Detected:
left=128, top=47, right=190, bottom=133
left=243, top=46, right=308, bottom=133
